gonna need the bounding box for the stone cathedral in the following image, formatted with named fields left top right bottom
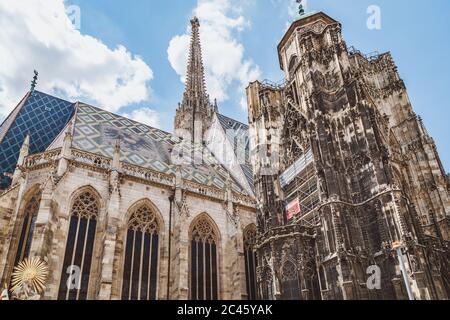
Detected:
left=247, top=12, right=450, bottom=300
left=0, top=17, right=257, bottom=300
left=0, top=11, right=448, bottom=301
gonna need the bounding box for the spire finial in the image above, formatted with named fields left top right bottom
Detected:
left=296, top=0, right=305, bottom=16
left=30, top=70, right=38, bottom=92
left=184, top=16, right=207, bottom=100
left=191, top=16, right=200, bottom=29
left=174, top=16, right=214, bottom=145
left=183, top=17, right=209, bottom=109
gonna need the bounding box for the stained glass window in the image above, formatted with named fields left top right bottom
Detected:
left=121, top=204, right=159, bottom=300
left=58, top=191, right=99, bottom=300
left=190, top=217, right=218, bottom=300
left=261, top=267, right=273, bottom=300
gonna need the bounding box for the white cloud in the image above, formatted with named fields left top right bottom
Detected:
left=167, top=0, right=260, bottom=107
left=123, top=108, right=160, bottom=128
left=267, top=0, right=304, bottom=31
left=0, top=0, right=154, bottom=120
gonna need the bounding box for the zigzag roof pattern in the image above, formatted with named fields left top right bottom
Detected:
left=66, top=103, right=247, bottom=193
left=0, top=91, right=75, bottom=189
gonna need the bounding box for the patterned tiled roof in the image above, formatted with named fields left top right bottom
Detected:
left=71, top=103, right=246, bottom=193
left=216, top=113, right=254, bottom=189
left=0, top=93, right=30, bottom=142
left=0, top=91, right=75, bottom=188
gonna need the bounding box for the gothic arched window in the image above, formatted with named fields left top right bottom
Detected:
left=190, top=216, right=218, bottom=300
left=261, top=267, right=273, bottom=300
left=288, top=55, right=299, bottom=78
left=325, top=214, right=336, bottom=254
left=244, top=225, right=257, bottom=300
left=319, top=265, right=328, bottom=291
left=58, top=191, right=99, bottom=300
left=281, top=261, right=301, bottom=300
left=14, top=191, right=42, bottom=266
left=122, top=203, right=160, bottom=300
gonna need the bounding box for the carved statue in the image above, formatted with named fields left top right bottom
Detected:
left=296, top=0, right=305, bottom=16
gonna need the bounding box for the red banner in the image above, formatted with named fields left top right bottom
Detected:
left=286, top=198, right=301, bottom=220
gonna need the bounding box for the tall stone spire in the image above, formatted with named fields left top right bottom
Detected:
left=174, top=17, right=215, bottom=145
left=184, top=17, right=208, bottom=106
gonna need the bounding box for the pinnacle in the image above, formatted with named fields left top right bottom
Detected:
left=191, top=16, right=200, bottom=29
left=183, top=16, right=209, bottom=108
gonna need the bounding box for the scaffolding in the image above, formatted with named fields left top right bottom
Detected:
left=347, top=46, right=380, bottom=62
left=279, top=148, right=321, bottom=226
left=260, top=79, right=286, bottom=90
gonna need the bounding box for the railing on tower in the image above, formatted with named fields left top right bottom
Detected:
left=347, top=46, right=380, bottom=62
left=260, top=79, right=286, bottom=90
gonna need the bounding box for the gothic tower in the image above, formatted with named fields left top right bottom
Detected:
left=247, top=12, right=450, bottom=300
left=174, top=17, right=217, bottom=145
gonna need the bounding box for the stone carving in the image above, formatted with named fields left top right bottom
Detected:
left=72, top=191, right=99, bottom=219
left=248, top=12, right=450, bottom=300
left=128, top=204, right=159, bottom=234
left=298, top=21, right=328, bottom=37
left=192, top=217, right=217, bottom=243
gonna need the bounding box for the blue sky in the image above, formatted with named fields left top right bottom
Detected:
left=1, top=0, right=449, bottom=171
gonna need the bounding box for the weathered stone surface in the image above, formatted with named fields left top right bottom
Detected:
left=0, top=148, right=256, bottom=299
left=247, top=12, right=450, bottom=300
left=0, top=16, right=257, bottom=301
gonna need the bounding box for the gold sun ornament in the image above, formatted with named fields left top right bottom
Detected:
left=10, top=257, right=49, bottom=299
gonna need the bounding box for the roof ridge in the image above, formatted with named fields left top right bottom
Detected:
left=0, top=91, right=31, bottom=142
left=72, top=103, right=249, bottom=194
left=32, top=90, right=73, bottom=104
left=76, top=102, right=178, bottom=139
left=217, top=113, right=249, bottom=128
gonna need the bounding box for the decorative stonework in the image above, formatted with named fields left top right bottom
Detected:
left=192, top=217, right=217, bottom=243
left=297, top=20, right=328, bottom=36
left=248, top=11, right=450, bottom=300
left=0, top=15, right=257, bottom=303
left=243, top=226, right=256, bottom=250
left=174, top=17, right=216, bottom=145
left=128, top=205, right=159, bottom=234
left=71, top=191, right=99, bottom=219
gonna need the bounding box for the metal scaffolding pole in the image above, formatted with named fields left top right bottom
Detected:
left=393, top=241, right=414, bottom=300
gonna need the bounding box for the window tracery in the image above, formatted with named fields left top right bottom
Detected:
left=122, top=203, right=160, bottom=300
left=190, top=216, right=218, bottom=300
left=58, top=191, right=99, bottom=300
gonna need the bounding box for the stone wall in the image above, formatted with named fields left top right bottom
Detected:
left=248, top=12, right=450, bottom=300
left=0, top=147, right=257, bottom=300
